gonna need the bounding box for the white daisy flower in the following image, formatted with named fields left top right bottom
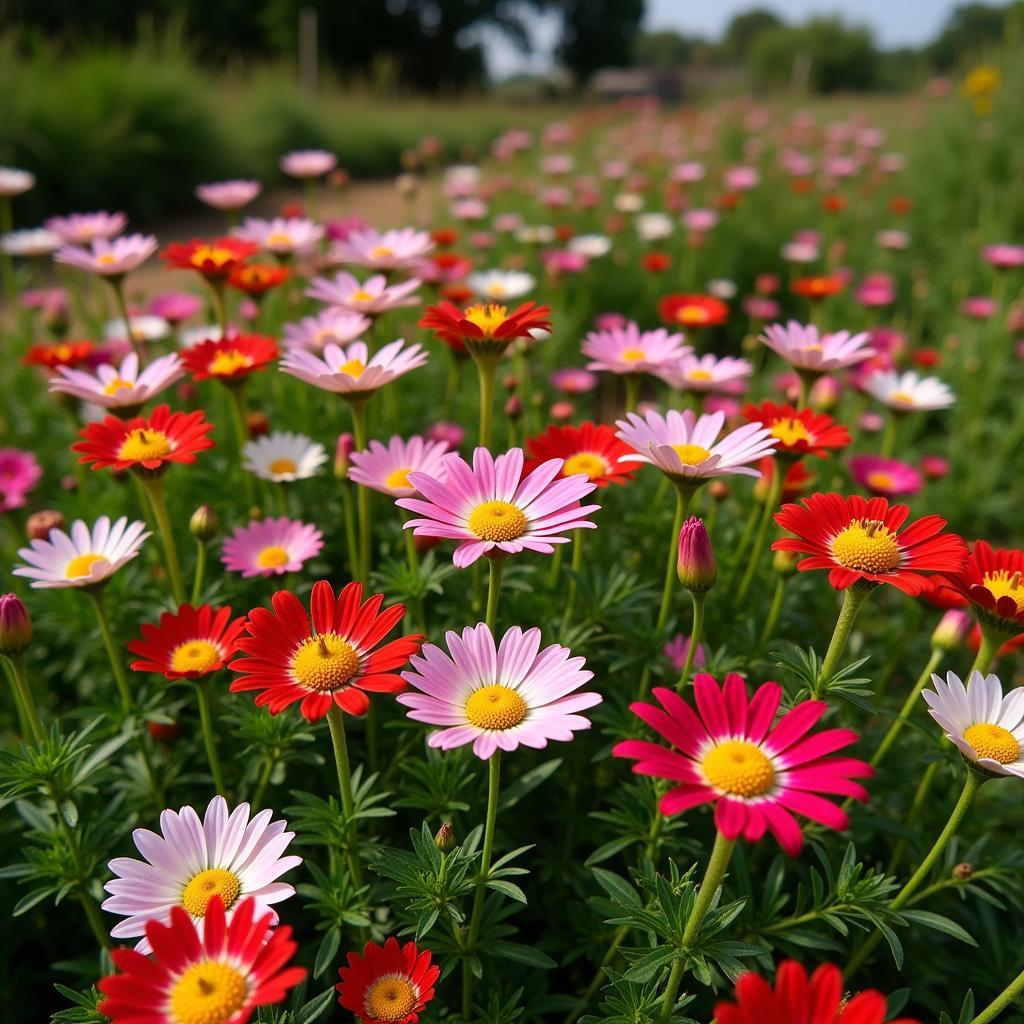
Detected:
left=242, top=431, right=328, bottom=482
left=1, top=227, right=61, bottom=257
left=466, top=269, right=536, bottom=301
left=102, top=314, right=171, bottom=345
left=864, top=370, right=955, bottom=412
left=568, top=234, right=612, bottom=258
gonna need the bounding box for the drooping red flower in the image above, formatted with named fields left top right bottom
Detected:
left=161, top=237, right=259, bottom=279
left=228, top=263, right=292, bottom=295
left=940, top=540, right=1024, bottom=637
left=772, top=492, right=968, bottom=595
left=181, top=335, right=279, bottom=383
left=23, top=340, right=94, bottom=370
left=73, top=404, right=215, bottom=474
left=336, top=936, right=439, bottom=1024
left=129, top=603, right=245, bottom=681
left=418, top=300, right=551, bottom=355
left=791, top=275, right=845, bottom=300
left=657, top=293, right=729, bottom=329
left=743, top=401, right=851, bottom=459
left=229, top=580, right=423, bottom=720
left=754, top=456, right=816, bottom=503
left=524, top=422, right=638, bottom=487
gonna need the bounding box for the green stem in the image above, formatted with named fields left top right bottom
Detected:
left=403, top=521, right=427, bottom=635
left=109, top=277, right=142, bottom=362
left=657, top=487, right=691, bottom=631
left=888, top=761, right=938, bottom=873
left=194, top=682, right=227, bottom=794
left=86, top=590, right=135, bottom=714
left=563, top=529, right=586, bottom=626
left=226, top=385, right=257, bottom=508
left=760, top=576, right=786, bottom=644
left=970, top=966, right=1024, bottom=1024
left=251, top=753, right=275, bottom=811
left=871, top=647, right=943, bottom=768
left=728, top=494, right=761, bottom=569
left=972, top=627, right=1004, bottom=676
left=325, top=705, right=364, bottom=886
left=796, top=370, right=814, bottom=410
left=676, top=593, right=705, bottom=691
left=191, top=540, right=207, bottom=605
left=54, top=793, right=111, bottom=951
left=734, top=464, right=784, bottom=603
left=2, top=657, right=34, bottom=740
left=351, top=400, right=371, bottom=586
left=485, top=559, right=503, bottom=633
left=657, top=960, right=686, bottom=1024
left=816, top=586, right=871, bottom=695
left=140, top=476, right=186, bottom=606
left=879, top=412, right=900, bottom=458
left=624, top=374, right=641, bottom=413
left=475, top=355, right=499, bottom=449
left=6, top=654, right=44, bottom=744
left=341, top=483, right=360, bottom=581
left=0, top=196, right=15, bottom=306
left=208, top=279, right=229, bottom=340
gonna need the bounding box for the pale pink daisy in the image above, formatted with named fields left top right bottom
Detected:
left=221, top=517, right=324, bottom=578
left=348, top=435, right=450, bottom=498
left=1, top=228, right=62, bottom=257
left=282, top=309, right=371, bottom=352
left=45, top=211, right=127, bottom=244
left=280, top=339, right=427, bottom=399
left=236, top=217, right=324, bottom=256
left=306, top=271, right=421, bottom=315
left=658, top=353, right=753, bottom=393
left=279, top=149, right=337, bottom=178
left=102, top=795, right=301, bottom=952
left=616, top=409, right=777, bottom=484
left=55, top=234, right=158, bottom=277
left=0, top=167, right=34, bottom=197
left=330, top=227, right=434, bottom=270
left=49, top=352, right=184, bottom=410
left=397, top=623, right=601, bottom=759
left=14, top=516, right=150, bottom=588
left=396, top=446, right=599, bottom=568
left=195, top=179, right=262, bottom=211
left=760, top=321, right=874, bottom=373
left=583, top=321, right=690, bottom=376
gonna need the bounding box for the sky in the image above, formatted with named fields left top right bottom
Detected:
left=482, top=0, right=969, bottom=78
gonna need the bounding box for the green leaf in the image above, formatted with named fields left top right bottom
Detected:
left=900, top=909, right=977, bottom=946
left=486, top=879, right=527, bottom=904
left=313, top=928, right=340, bottom=979
left=294, top=988, right=338, bottom=1024
left=498, top=758, right=563, bottom=809
left=488, top=940, right=557, bottom=968
left=591, top=867, right=641, bottom=910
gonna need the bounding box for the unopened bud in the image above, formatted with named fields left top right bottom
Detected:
left=435, top=822, right=456, bottom=852
left=708, top=481, right=730, bottom=502
left=502, top=374, right=519, bottom=393
left=931, top=609, right=970, bottom=652
left=246, top=411, right=270, bottom=438
left=148, top=720, right=182, bottom=744
left=26, top=509, right=64, bottom=542
left=953, top=862, right=974, bottom=880
left=677, top=516, right=716, bottom=593
left=773, top=548, right=799, bottom=576
left=550, top=400, right=574, bottom=422
left=335, top=433, right=355, bottom=479
left=0, top=594, right=33, bottom=656
left=189, top=504, right=219, bottom=541
left=505, top=396, right=523, bottom=420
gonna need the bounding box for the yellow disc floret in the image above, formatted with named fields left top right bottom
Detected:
left=385, top=467, right=413, bottom=491
left=66, top=553, right=108, bottom=579
left=370, top=245, right=395, bottom=261
left=209, top=350, right=254, bottom=376
left=831, top=519, right=902, bottom=573
left=467, top=500, right=528, bottom=542
left=866, top=471, right=895, bottom=492
left=291, top=633, right=360, bottom=693
left=103, top=377, right=134, bottom=396
left=338, top=359, right=366, bottom=378
left=466, top=685, right=528, bottom=730
left=365, top=976, right=418, bottom=1023
left=620, top=348, right=647, bottom=363
left=182, top=868, right=241, bottom=917
left=269, top=458, right=298, bottom=476
left=982, top=570, right=1024, bottom=614
left=171, top=640, right=221, bottom=675
left=701, top=740, right=775, bottom=797
left=963, top=722, right=1020, bottom=764
left=257, top=545, right=290, bottom=569
left=191, top=245, right=237, bottom=270
left=889, top=390, right=916, bottom=406
left=771, top=418, right=811, bottom=447
left=687, top=368, right=713, bottom=382
left=463, top=304, right=509, bottom=339
left=169, top=959, right=248, bottom=1024
left=670, top=443, right=711, bottom=466
left=118, top=428, right=172, bottom=463
left=563, top=452, right=610, bottom=479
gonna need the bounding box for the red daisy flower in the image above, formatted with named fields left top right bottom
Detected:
left=128, top=603, right=246, bottom=681
left=98, top=896, right=305, bottom=1024
left=336, top=936, right=439, bottom=1024
left=524, top=422, right=638, bottom=487
left=791, top=275, right=845, bottom=300
left=229, top=580, right=423, bottom=720
left=940, top=540, right=1024, bottom=637
left=228, top=263, right=292, bottom=296
left=161, top=237, right=259, bottom=279
left=419, top=300, right=551, bottom=357
left=743, top=401, right=851, bottom=459
left=714, top=960, right=921, bottom=1024
left=73, top=404, right=215, bottom=474
left=772, top=492, right=968, bottom=596
left=23, top=339, right=94, bottom=370
left=181, top=335, right=279, bottom=383
left=642, top=251, right=672, bottom=274
left=657, top=293, right=729, bottom=329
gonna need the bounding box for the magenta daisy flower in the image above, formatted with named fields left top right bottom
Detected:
left=330, top=227, right=434, bottom=271
left=236, top=217, right=324, bottom=256
left=349, top=435, right=451, bottom=498
left=0, top=448, right=42, bottom=512
left=613, top=674, right=873, bottom=855
left=396, top=446, right=599, bottom=568
left=49, top=352, right=184, bottom=411
left=280, top=339, right=427, bottom=400
left=221, top=517, right=324, bottom=578
left=305, top=271, right=421, bottom=315
left=657, top=353, right=753, bottom=394
left=849, top=454, right=923, bottom=498
left=582, top=321, right=690, bottom=376
left=54, top=234, right=158, bottom=277
left=282, top=309, right=372, bottom=351
left=398, top=623, right=601, bottom=758
left=759, top=321, right=874, bottom=373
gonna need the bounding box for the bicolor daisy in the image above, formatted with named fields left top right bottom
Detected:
left=23, top=339, right=94, bottom=371
left=582, top=321, right=690, bottom=376
left=49, top=352, right=184, bottom=412
left=395, top=446, right=599, bottom=568
left=129, top=604, right=245, bottom=681
left=221, top=517, right=324, bottom=578
left=280, top=339, right=427, bottom=400
left=243, top=432, right=327, bottom=482
left=398, top=623, right=601, bottom=758
left=419, top=300, right=551, bottom=358
left=658, top=353, right=752, bottom=393
left=337, top=937, right=439, bottom=1024
left=863, top=369, right=955, bottom=411
left=181, top=335, right=279, bottom=384
left=348, top=435, right=451, bottom=498
left=55, top=234, right=158, bottom=277
left=760, top=321, right=874, bottom=373
left=613, top=674, right=872, bottom=855
left=743, top=401, right=851, bottom=459
left=657, top=293, right=730, bottom=329
left=849, top=454, right=922, bottom=498
left=940, top=541, right=1024, bottom=638
left=229, top=579, right=423, bottom=719
left=306, top=271, right=421, bottom=315
left=330, top=227, right=434, bottom=270
left=524, top=422, right=638, bottom=487
left=161, top=237, right=259, bottom=279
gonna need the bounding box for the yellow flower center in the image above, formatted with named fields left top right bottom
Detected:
left=291, top=633, right=360, bottom=693
left=103, top=376, right=134, bottom=395
left=676, top=305, right=708, bottom=326
left=687, top=368, right=713, bottom=381
left=269, top=458, right=298, bottom=476
left=385, top=467, right=414, bottom=490
left=256, top=545, right=290, bottom=569
left=56, top=344, right=74, bottom=361
left=191, top=245, right=236, bottom=269
left=465, top=684, right=528, bottom=730
left=963, top=722, right=1020, bottom=764
left=620, top=347, right=647, bottom=362
left=866, top=471, right=896, bottom=492
left=463, top=303, right=508, bottom=339
left=66, top=553, right=108, bottom=579
left=563, top=452, right=610, bottom=479
left=170, top=640, right=221, bottom=675
left=467, top=500, right=528, bottom=542
left=337, top=358, right=366, bottom=378
left=182, top=868, right=241, bottom=917
left=670, top=443, right=711, bottom=466
left=486, top=281, right=507, bottom=297
left=701, top=740, right=775, bottom=797
left=97, top=252, right=119, bottom=265
left=169, top=959, right=248, bottom=1024
left=802, top=343, right=824, bottom=353
left=209, top=349, right=254, bottom=376
left=266, top=231, right=294, bottom=248
left=771, top=418, right=811, bottom=447
left=831, top=519, right=902, bottom=573
left=370, top=245, right=395, bottom=260
left=118, top=428, right=172, bottom=463
left=350, top=289, right=375, bottom=303
left=983, top=570, right=1024, bottom=613
left=889, top=390, right=915, bottom=405
left=365, top=976, right=418, bottom=1023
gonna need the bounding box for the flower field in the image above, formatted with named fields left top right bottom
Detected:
left=2, top=61, right=1024, bottom=1024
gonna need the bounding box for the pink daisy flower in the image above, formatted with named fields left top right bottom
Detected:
left=982, top=243, right=1024, bottom=270
left=395, top=446, right=600, bottom=568
left=236, top=217, right=324, bottom=256
left=45, top=211, right=127, bottom=245
left=221, top=517, right=324, bottom=578
left=657, top=353, right=753, bottom=393
left=306, top=271, right=421, bottom=315
left=195, top=179, right=262, bottom=211
left=279, top=149, right=337, bottom=178
left=49, top=352, right=184, bottom=411
left=0, top=449, right=42, bottom=513
left=349, top=435, right=450, bottom=498
left=280, top=339, right=427, bottom=399
left=282, top=309, right=372, bottom=352
left=397, top=623, right=601, bottom=759
left=849, top=455, right=923, bottom=498
left=664, top=635, right=706, bottom=672
left=330, top=227, right=434, bottom=271
left=615, top=409, right=777, bottom=485
left=759, top=321, right=874, bottom=373
left=613, top=674, right=872, bottom=855
left=582, top=321, right=690, bottom=376
left=148, top=292, right=202, bottom=323
left=55, top=234, right=158, bottom=277
left=550, top=368, right=599, bottom=394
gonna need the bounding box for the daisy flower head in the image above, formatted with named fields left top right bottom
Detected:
left=280, top=339, right=427, bottom=400
left=280, top=148, right=337, bottom=178
left=419, top=300, right=551, bottom=359
left=55, top=233, right=158, bottom=277
left=14, top=515, right=149, bottom=589
left=864, top=369, right=955, bottom=412
left=396, top=446, right=600, bottom=568
left=760, top=321, right=874, bottom=373
left=582, top=321, right=690, bottom=376
left=940, top=541, right=1024, bottom=638
left=658, top=353, right=752, bottom=393
left=97, top=897, right=305, bottom=1024
left=45, top=210, right=128, bottom=245
left=236, top=216, right=324, bottom=256
left=0, top=449, right=42, bottom=512
left=924, top=671, right=1024, bottom=779
left=229, top=579, right=422, bottom=719
left=0, top=167, right=34, bottom=197
left=228, top=263, right=292, bottom=296
left=792, top=274, right=845, bottom=300
left=550, top=367, right=599, bottom=394
left=467, top=268, right=536, bottom=300
left=524, top=422, right=638, bottom=487
left=714, top=960, right=921, bottom=1024
left=74, top=404, right=214, bottom=475
left=161, top=237, right=260, bottom=279
left=613, top=674, right=872, bottom=855
left=772, top=492, right=968, bottom=595
left=615, top=409, right=778, bottom=487
left=243, top=431, right=328, bottom=482
left=103, top=313, right=171, bottom=346
left=221, top=517, right=324, bottom=579
left=181, top=334, right=279, bottom=384
left=49, top=352, right=184, bottom=412
left=129, top=603, right=245, bottom=681
left=23, top=339, right=94, bottom=372
left=398, top=623, right=600, bottom=758
left=337, top=937, right=439, bottom=1024
left=348, top=434, right=451, bottom=497
left=306, top=270, right=421, bottom=315
left=849, top=454, right=922, bottom=498
left=330, top=226, right=434, bottom=270
left=195, top=179, right=262, bottom=211
left=743, top=401, right=851, bottom=459
left=1, top=227, right=61, bottom=257
left=282, top=309, right=372, bottom=351
left=657, top=293, right=730, bottom=329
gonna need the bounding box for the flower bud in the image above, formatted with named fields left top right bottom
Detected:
left=550, top=400, right=575, bottom=422
left=773, top=548, right=799, bottom=576
left=708, top=481, right=730, bottom=502
left=246, top=411, right=270, bottom=438
left=148, top=720, right=182, bottom=744
left=26, top=509, right=64, bottom=542
left=435, top=822, right=456, bottom=853
left=504, top=395, right=523, bottom=420
left=931, top=609, right=970, bottom=652
left=335, top=433, right=355, bottom=479
left=953, top=862, right=974, bottom=880
left=677, top=516, right=716, bottom=593
left=189, top=504, right=219, bottom=541
left=0, top=594, right=33, bottom=656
